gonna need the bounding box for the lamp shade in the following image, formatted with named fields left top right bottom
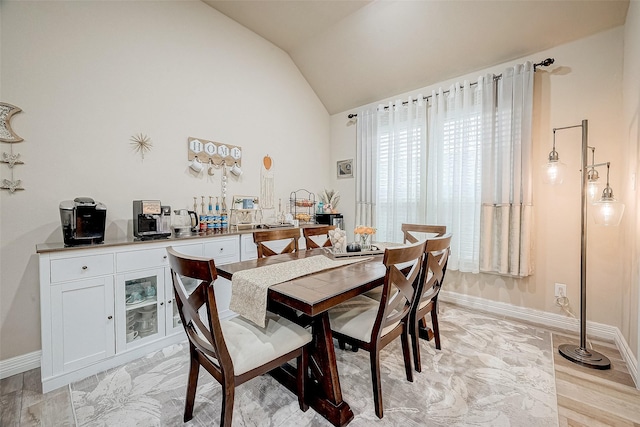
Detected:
left=587, top=181, right=601, bottom=203
left=542, top=160, right=567, bottom=185
left=592, top=197, right=625, bottom=226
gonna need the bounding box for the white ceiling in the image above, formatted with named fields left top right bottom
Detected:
left=203, top=0, right=629, bottom=115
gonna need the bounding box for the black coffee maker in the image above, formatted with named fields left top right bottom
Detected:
left=59, top=197, right=107, bottom=246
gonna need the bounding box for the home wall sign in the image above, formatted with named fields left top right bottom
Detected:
left=187, top=137, right=242, bottom=167
left=0, top=102, right=25, bottom=192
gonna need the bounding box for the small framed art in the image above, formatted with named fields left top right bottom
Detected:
left=337, top=159, right=353, bottom=179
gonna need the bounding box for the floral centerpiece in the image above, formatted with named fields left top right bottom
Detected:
left=354, top=225, right=376, bottom=251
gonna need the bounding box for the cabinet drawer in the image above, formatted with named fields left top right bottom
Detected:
left=203, top=237, right=239, bottom=265
left=50, top=254, right=114, bottom=283
left=117, top=248, right=169, bottom=272
left=117, top=243, right=203, bottom=272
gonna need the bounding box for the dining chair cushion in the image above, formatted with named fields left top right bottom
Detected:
left=218, top=314, right=312, bottom=376
left=328, top=295, right=399, bottom=343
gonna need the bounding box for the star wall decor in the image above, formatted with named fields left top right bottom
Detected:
left=1, top=178, right=23, bottom=193
left=1, top=102, right=25, bottom=193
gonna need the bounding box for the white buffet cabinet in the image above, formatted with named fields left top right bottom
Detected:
left=37, top=233, right=248, bottom=393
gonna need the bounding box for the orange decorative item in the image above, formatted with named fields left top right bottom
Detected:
left=354, top=225, right=376, bottom=251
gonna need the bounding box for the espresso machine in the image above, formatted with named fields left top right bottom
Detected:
left=59, top=197, right=107, bottom=246
left=133, top=200, right=171, bottom=240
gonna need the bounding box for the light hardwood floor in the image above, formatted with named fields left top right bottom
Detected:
left=2, top=322, right=638, bottom=426
left=552, top=332, right=640, bottom=427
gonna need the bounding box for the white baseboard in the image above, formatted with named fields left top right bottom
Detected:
left=614, top=327, right=639, bottom=387
left=440, top=290, right=639, bottom=389
left=0, top=350, right=41, bottom=380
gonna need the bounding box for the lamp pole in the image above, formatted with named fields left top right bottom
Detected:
left=556, top=119, right=611, bottom=369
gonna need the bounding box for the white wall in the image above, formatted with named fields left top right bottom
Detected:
left=0, top=1, right=331, bottom=361
left=331, top=27, right=636, bottom=354
left=622, top=0, right=640, bottom=373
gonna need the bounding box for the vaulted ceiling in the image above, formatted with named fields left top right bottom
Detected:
left=203, top=0, right=629, bottom=115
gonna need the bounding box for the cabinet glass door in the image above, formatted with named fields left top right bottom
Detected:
left=165, top=268, right=202, bottom=335
left=117, top=269, right=165, bottom=351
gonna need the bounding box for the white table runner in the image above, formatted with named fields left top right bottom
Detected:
left=230, top=254, right=372, bottom=327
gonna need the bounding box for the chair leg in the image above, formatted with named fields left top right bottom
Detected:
left=431, top=307, right=441, bottom=350
left=338, top=339, right=346, bottom=350
left=183, top=354, right=200, bottom=422
left=297, top=348, right=309, bottom=412
left=412, top=316, right=422, bottom=373
left=401, top=327, right=414, bottom=382
left=369, top=350, right=383, bottom=419
left=220, top=377, right=235, bottom=427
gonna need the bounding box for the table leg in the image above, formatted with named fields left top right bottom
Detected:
left=307, top=312, right=354, bottom=427
left=418, top=316, right=435, bottom=341
left=268, top=312, right=354, bottom=427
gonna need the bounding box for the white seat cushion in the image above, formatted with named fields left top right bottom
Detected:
left=328, top=295, right=399, bottom=343
left=220, top=314, right=312, bottom=376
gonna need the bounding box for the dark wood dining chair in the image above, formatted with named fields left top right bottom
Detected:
left=327, top=242, right=426, bottom=418
left=253, top=228, right=301, bottom=258
left=302, top=225, right=336, bottom=249
left=166, top=247, right=312, bottom=427
left=364, top=223, right=446, bottom=302
left=410, top=234, right=451, bottom=372
left=401, top=223, right=447, bottom=243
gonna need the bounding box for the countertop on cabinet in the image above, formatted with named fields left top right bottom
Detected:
left=36, top=224, right=325, bottom=254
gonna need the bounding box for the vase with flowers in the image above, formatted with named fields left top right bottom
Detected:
left=354, top=225, right=376, bottom=251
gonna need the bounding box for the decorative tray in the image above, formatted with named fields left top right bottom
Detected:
left=323, top=246, right=385, bottom=258
left=263, top=223, right=293, bottom=228
left=323, top=242, right=406, bottom=258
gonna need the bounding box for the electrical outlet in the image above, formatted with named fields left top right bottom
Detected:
left=555, top=283, right=566, bottom=298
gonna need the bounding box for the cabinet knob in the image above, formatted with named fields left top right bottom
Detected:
left=163, top=255, right=168, bottom=259
left=219, top=248, right=224, bottom=252
left=168, top=300, right=172, bottom=304
left=160, top=302, right=164, bottom=306
left=82, top=265, right=88, bottom=270
left=107, top=315, right=113, bottom=320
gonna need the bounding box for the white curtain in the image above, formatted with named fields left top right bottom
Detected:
left=355, top=108, right=377, bottom=229
left=479, top=62, right=534, bottom=276
left=375, top=97, right=427, bottom=243
left=426, top=81, right=484, bottom=273
left=356, top=62, right=534, bottom=276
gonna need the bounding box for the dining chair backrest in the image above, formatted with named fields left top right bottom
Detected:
left=303, top=225, right=336, bottom=249
left=416, top=234, right=452, bottom=306
left=166, top=247, right=231, bottom=377
left=373, top=241, right=426, bottom=343
left=253, top=228, right=301, bottom=258
left=410, top=233, right=452, bottom=372
left=401, top=223, right=446, bottom=244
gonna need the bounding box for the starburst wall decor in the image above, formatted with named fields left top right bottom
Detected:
left=130, top=133, right=152, bottom=160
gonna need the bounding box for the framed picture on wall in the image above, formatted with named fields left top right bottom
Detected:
left=337, top=159, right=353, bottom=179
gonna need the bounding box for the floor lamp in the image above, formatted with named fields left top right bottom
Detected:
left=543, top=119, right=625, bottom=370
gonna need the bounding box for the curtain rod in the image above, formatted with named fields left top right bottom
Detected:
left=346, top=57, right=555, bottom=119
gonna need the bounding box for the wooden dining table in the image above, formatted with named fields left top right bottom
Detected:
left=216, top=248, right=387, bottom=427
